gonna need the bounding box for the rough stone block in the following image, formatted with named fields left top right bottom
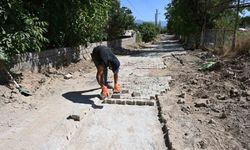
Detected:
left=150, top=96, right=155, bottom=100
left=104, top=100, right=112, bottom=104
left=64, top=73, right=73, bottom=79
left=247, top=97, right=250, bottom=101
left=131, top=92, right=141, bottom=97
left=136, top=101, right=146, bottom=106
left=194, top=99, right=209, bottom=108
left=122, top=90, right=129, bottom=94
left=67, top=115, right=81, bottom=121
left=126, top=100, right=135, bottom=105
left=177, top=92, right=185, bottom=98
left=116, top=100, right=125, bottom=105
left=161, top=91, right=166, bottom=94
left=112, top=94, right=121, bottom=99
left=177, top=99, right=185, bottom=104
left=155, top=94, right=159, bottom=100
left=216, top=94, right=226, bottom=100
left=110, top=100, right=115, bottom=104
left=146, top=101, right=154, bottom=106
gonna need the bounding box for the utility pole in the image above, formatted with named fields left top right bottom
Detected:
left=155, top=9, right=159, bottom=26
left=232, top=0, right=241, bottom=51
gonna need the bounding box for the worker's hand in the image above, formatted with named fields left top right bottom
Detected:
left=113, top=83, right=121, bottom=93
left=101, top=85, right=108, bottom=98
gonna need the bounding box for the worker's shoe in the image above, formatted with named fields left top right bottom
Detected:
left=113, top=83, right=121, bottom=93
left=101, top=86, right=108, bottom=99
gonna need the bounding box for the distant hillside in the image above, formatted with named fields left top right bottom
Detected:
left=135, top=20, right=167, bottom=27
left=135, top=19, right=144, bottom=25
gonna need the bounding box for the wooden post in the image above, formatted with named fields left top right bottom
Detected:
left=232, top=0, right=241, bottom=51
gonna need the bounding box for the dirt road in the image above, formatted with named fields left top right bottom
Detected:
left=1, top=34, right=249, bottom=150
left=0, top=35, right=182, bottom=150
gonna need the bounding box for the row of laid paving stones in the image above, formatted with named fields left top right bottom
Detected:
left=102, top=99, right=155, bottom=106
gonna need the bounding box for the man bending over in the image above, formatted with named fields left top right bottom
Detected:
left=91, top=46, right=121, bottom=98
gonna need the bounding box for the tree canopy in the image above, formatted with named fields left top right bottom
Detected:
left=137, top=22, right=158, bottom=42
left=165, top=0, right=235, bottom=36
left=106, top=0, right=135, bottom=40
left=0, top=0, right=136, bottom=62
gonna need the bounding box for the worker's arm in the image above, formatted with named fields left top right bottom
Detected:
left=96, top=65, right=105, bottom=87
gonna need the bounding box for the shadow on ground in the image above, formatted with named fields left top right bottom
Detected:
left=62, top=88, right=103, bottom=109
left=113, top=48, right=187, bottom=57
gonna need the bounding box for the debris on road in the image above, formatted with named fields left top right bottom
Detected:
left=64, top=73, right=73, bottom=79
left=171, top=53, right=184, bottom=65
left=0, top=34, right=249, bottom=150
left=67, top=115, right=81, bottom=121
left=121, top=89, right=129, bottom=94
left=177, top=98, right=185, bottom=104
left=131, top=92, right=141, bottom=97
left=194, top=99, right=209, bottom=108
left=216, top=94, right=226, bottom=100
left=160, top=46, right=250, bottom=149
left=199, top=61, right=221, bottom=71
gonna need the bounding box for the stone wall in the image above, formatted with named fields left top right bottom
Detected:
left=9, top=36, right=135, bottom=73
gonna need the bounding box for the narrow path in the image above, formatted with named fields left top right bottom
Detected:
left=0, top=35, right=185, bottom=150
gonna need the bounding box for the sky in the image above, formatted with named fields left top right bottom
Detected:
left=120, top=0, right=171, bottom=22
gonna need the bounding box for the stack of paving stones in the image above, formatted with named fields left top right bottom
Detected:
left=103, top=76, right=172, bottom=106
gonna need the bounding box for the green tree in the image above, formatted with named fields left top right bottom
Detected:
left=215, top=9, right=235, bottom=29
left=1, top=0, right=136, bottom=64
left=138, top=23, right=157, bottom=42
left=240, top=16, right=250, bottom=28
left=39, top=0, right=112, bottom=47
left=107, top=0, right=135, bottom=40
left=165, top=0, right=234, bottom=36
left=0, top=0, right=48, bottom=62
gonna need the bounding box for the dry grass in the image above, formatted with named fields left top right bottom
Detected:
left=235, top=31, right=250, bottom=54
left=224, top=31, right=250, bottom=57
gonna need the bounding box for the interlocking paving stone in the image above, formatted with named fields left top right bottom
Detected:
left=102, top=99, right=155, bottom=106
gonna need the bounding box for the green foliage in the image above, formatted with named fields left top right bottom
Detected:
left=0, top=0, right=135, bottom=63
left=40, top=0, right=112, bottom=47
left=135, top=31, right=142, bottom=43
left=165, top=0, right=234, bottom=36
left=160, top=27, right=168, bottom=34
left=66, top=0, right=112, bottom=46
left=0, top=0, right=48, bottom=62
left=240, top=16, right=250, bottom=28
left=215, top=10, right=235, bottom=29
left=165, top=1, right=202, bottom=36
left=138, top=23, right=157, bottom=42
left=107, top=0, right=135, bottom=40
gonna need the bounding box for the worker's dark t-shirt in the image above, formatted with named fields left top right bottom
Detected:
left=91, top=46, right=120, bottom=73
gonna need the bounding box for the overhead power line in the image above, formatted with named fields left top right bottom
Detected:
left=125, top=0, right=144, bottom=19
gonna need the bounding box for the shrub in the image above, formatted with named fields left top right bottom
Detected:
left=138, top=23, right=158, bottom=42
left=0, top=0, right=48, bottom=63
